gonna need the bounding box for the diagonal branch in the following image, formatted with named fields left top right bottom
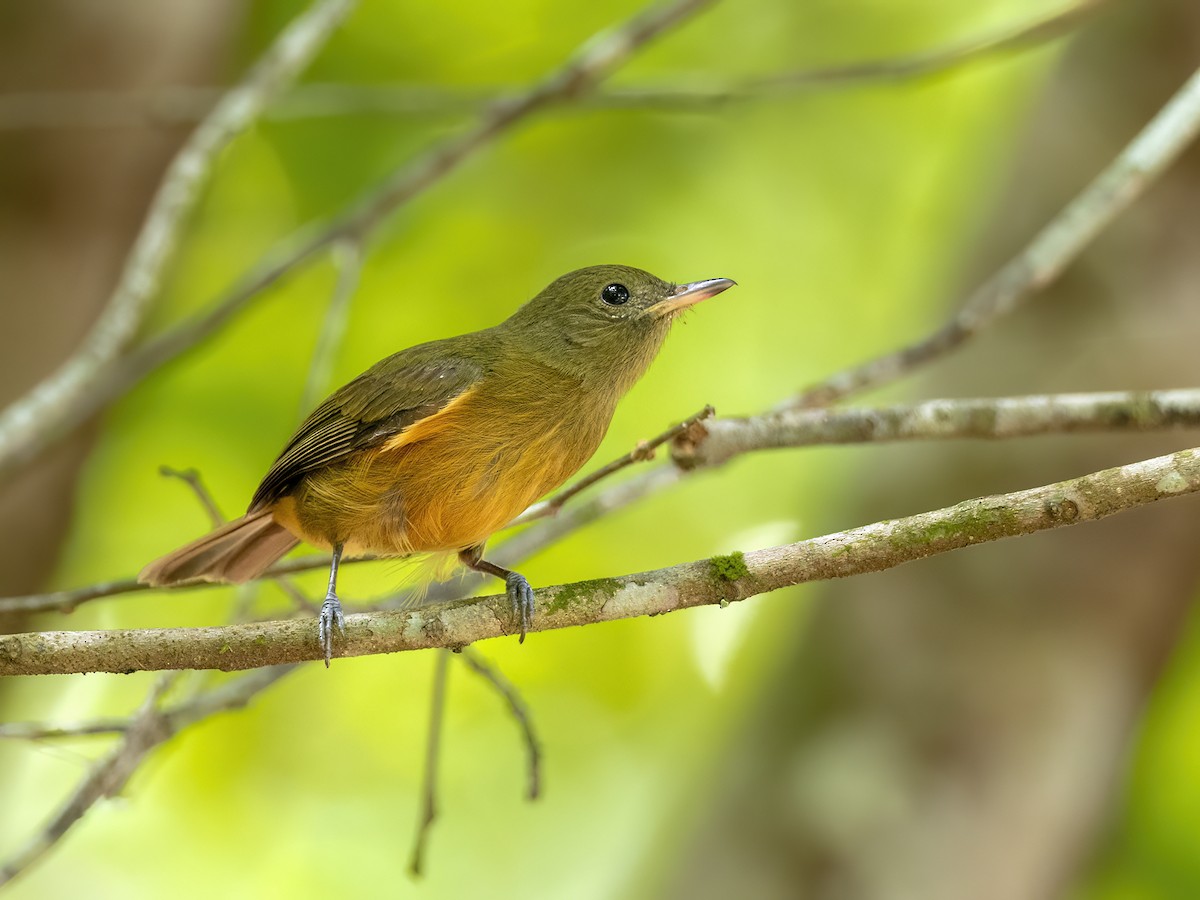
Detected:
left=298, top=238, right=363, bottom=416
left=0, top=0, right=357, bottom=484
left=749, top=0, right=1111, bottom=92
left=0, top=0, right=720, bottom=487
left=516, top=405, right=714, bottom=523
left=459, top=648, right=542, bottom=801
left=408, top=650, right=450, bottom=878
left=0, top=674, right=181, bottom=886
left=4, top=444, right=1197, bottom=677
left=4, top=387, right=1199, bottom=616
left=0, top=0, right=1111, bottom=129
left=791, top=62, right=1200, bottom=409
left=676, top=388, right=1200, bottom=468
left=158, top=466, right=226, bottom=528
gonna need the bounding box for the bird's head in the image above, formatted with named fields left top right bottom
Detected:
left=503, top=264, right=735, bottom=393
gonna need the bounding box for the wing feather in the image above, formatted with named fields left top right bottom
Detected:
left=248, top=347, right=485, bottom=511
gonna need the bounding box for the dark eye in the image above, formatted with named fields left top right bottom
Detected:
left=601, top=283, right=630, bottom=306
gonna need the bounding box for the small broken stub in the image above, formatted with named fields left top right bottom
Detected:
left=1045, top=497, right=1080, bottom=523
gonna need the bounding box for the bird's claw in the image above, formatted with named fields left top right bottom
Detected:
left=505, top=572, right=535, bottom=643
left=318, top=592, right=346, bottom=667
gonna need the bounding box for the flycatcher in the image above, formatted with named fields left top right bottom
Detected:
left=140, top=264, right=735, bottom=663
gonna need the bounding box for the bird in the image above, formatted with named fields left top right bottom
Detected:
left=139, top=264, right=735, bottom=664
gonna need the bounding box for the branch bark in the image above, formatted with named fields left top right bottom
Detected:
left=4, top=388, right=1198, bottom=616
left=676, top=388, right=1200, bottom=468
left=0, top=674, right=181, bottom=886
left=0, top=0, right=719, bottom=488
left=0, top=0, right=356, bottom=484
left=4, top=445, right=1197, bottom=677
left=791, top=63, right=1200, bottom=408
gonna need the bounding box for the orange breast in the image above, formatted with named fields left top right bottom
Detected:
left=273, top=373, right=613, bottom=557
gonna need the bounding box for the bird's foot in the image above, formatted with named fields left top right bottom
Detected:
left=318, top=592, right=346, bottom=667
left=505, top=572, right=535, bottom=643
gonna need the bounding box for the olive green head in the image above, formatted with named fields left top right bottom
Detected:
left=503, top=264, right=734, bottom=392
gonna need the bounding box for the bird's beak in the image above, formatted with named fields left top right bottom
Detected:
left=651, top=277, right=736, bottom=318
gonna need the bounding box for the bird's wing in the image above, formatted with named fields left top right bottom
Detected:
left=248, top=349, right=485, bottom=511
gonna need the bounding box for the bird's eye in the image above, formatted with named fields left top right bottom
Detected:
left=601, top=283, right=630, bottom=306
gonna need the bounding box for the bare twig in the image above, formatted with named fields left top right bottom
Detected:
left=0, top=0, right=356, bottom=485
left=6, top=387, right=1199, bottom=616
left=752, top=0, right=1110, bottom=92
left=1, top=10, right=725, bottom=880
left=0, top=0, right=1110, bottom=130
left=409, top=650, right=450, bottom=878
left=0, top=0, right=719, bottom=488
left=155, top=465, right=315, bottom=617
left=0, top=673, right=181, bottom=886
left=0, top=233, right=365, bottom=880
left=675, top=388, right=1200, bottom=468
left=5, top=444, right=1198, bottom=677
left=792, top=63, right=1200, bottom=409
left=460, top=648, right=542, bottom=801
left=158, top=466, right=225, bottom=528
left=0, top=720, right=129, bottom=741
left=0, top=667, right=295, bottom=744
left=0, top=667, right=295, bottom=885
left=298, top=239, right=363, bottom=416
left=516, top=405, right=714, bottom=523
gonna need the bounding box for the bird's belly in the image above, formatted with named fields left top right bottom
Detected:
left=276, top=417, right=600, bottom=556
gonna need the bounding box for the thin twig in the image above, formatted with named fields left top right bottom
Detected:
left=791, top=63, right=1200, bottom=409
left=517, top=405, right=714, bottom=523
left=162, top=665, right=296, bottom=728
left=0, top=0, right=1110, bottom=131
left=0, top=0, right=356, bottom=485
left=154, top=466, right=315, bottom=616
left=0, top=6, right=722, bottom=886
left=0, top=553, right=373, bottom=615
left=0, top=720, right=129, bottom=740
left=459, top=648, right=542, bottom=801
left=752, top=0, right=1110, bottom=91
left=158, top=466, right=225, bottom=528
left=0, top=0, right=720, bottom=488
left=0, top=667, right=293, bottom=887
left=270, top=580, right=319, bottom=616
left=0, top=230, right=364, bottom=881
left=6, top=443, right=1199, bottom=677
left=409, top=650, right=450, bottom=878
left=0, top=673, right=181, bottom=886
left=298, top=239, right=363, bottom=416
left=9, top=666, right=294, bottom=734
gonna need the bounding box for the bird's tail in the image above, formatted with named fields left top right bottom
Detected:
left=139, top=510, right=299, bottom=586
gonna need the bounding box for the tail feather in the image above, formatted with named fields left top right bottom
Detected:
left=139, top=510, right=299, bottom=586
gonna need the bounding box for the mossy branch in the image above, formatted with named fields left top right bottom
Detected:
left=5, top=388, right=1198, bottom=617
left=5, top=445, right=1197, bottom=677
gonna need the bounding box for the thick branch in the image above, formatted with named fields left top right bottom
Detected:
left=4, top=388, right=1198, bottom=616
left=0, top=0, right=356, bottom=483
left=4, top=446, right=1197, bottom=677
left=677, top=388, right=1200, bottom=468
left=792, top=63, right=1200, bottom=408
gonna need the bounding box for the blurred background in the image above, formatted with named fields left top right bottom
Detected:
left=1, top=0, right=1199, bottom=897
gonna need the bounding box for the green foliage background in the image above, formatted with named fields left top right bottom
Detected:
left=3, top=1, right=1196, bottom=897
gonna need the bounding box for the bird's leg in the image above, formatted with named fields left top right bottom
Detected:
left=318, top=542, right=346, bottom=667
left=458, top=544, right=534, bottom=642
